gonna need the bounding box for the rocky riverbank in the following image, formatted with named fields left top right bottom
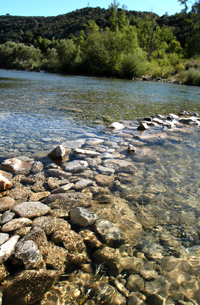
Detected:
left=0, top=112, right=200, bottom=305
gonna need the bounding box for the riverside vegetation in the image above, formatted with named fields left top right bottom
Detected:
left=0, top=0, right=200, bottom=85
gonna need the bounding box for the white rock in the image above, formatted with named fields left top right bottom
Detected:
left=0, top=235, right=20, bottom=263
left=108, top=122, right=125, bottom=130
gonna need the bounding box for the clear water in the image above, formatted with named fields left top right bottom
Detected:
left=1, top=70, right=200, bottom=243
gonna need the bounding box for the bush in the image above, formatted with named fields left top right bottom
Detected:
left=185, top=68, right=200, bottom=85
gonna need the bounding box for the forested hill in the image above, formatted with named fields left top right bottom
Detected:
left=0, top=7, right=186, bottom=47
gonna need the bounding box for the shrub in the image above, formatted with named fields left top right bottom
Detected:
left=185, top=68, right=200, bottom=85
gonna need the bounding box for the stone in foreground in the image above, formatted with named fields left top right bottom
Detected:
left=0, top=235, right=20, bottom=264
left=94, top=219, right=126, bottom=247
left=2, top=269, right=59, bottom=305
left=70, top=207, right=99, bottom=227
left=12, top=201, right=51, bottom=218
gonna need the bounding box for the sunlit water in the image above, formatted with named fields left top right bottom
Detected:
left=1, top=70, right=200, bottom=250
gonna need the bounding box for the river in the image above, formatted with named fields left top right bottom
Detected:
left=1, top=70, right=200, bottom=303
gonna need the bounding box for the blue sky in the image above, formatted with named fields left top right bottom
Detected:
left=1, top=0, right=190, bottom=17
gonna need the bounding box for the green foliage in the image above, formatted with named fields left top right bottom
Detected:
left=0, top=41, right=41, bottom=69
left=185, top=68, right=200, bottom=85
left=56, top=39, right=78, bottom=71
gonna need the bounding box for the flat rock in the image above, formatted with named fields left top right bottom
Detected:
left=64, top=160, right=88, bottom=173
left=0, top=233, right=10, bottom=245
left=28, top=191, right=51, bottom=202
left=0, top=235, right=20, bottom=263
left=94, top=219, right=126, bottom=247
left=1, top=217, right=32, bottom=232
left=47, top=177, right=70, bottom=190
left=103, top=159, right=135, bottom=173
left=0, top=210, right=15, bottom=225
left=15, top=239, right=45, bottom=269
left=62, top=139, right=85, bottom=149
left=47, top=169, right=72, bottom=179
left=1, top=158, right=32, bottom=174
left=0, top=197, right=15, bottom=212
left=32, top=216, right=71, bottom=235
left=94, top=174, right=115, bottom=186
left=73, top=148, right=100, bottom=157
left=85, top=138, right=104, bottom=145
left=12, top=201, right=51, bottom=218
left=0, top=173, right=13, bottom=191
left=73, top=179, right=94, bottom=190
left=46, top=192, right=92, bottom=209
left=70, top=207, right=99, bottom=227
left=51, top=183, right=74, bottom=194
left=97, top=165, right=115, bottom=175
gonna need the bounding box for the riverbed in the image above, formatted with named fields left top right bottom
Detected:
left=0, top=70, right=200, bottom=304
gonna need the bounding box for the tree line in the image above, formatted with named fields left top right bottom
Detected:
left=0, top=1, right=200, bottom=84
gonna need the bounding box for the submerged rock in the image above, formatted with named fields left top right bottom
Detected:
left=2, top=269, right=59, bottom=305
left=70, top=207, right=99, bottom=227
left=94, top=219, right=126, bottom=247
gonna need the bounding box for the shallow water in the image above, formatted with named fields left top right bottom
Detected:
left=1, top=70, right=200, bottom=266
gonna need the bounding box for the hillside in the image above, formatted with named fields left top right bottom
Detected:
left=0, top=7, right=183, bottom=45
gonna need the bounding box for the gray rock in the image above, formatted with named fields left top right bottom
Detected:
left=62, top=139, right=85, bottom=149
left=51, top=183, right=74, bottom=194
left=73, top=179, right=94, bottom=190
left=70, top=207, right=99, bottom=227
left=0, top=210, right=15, bottom=225
left=64, top=160, right=88, bottom=173
left=15, top=239, right=45, bottom=269
left=46, top=192, right=92, bottom=209
left=97, top=165, right=115, bottom=175
left=0, top=233, right=10, bottom=245
left=1, top=217, right=32, bottom=232
left=94, top=219, right=126, bottom=247
left=47, top=169, right=72, bottom=179
left=12, top=201, right=51, bottom=218
left=73, top=148, right=100, bottom=157
left=0, top=235, right=20, bottom=263
left=31, top=161, right=43, bottom=174
left=0, top=197, right=15, bottom=212
left=103, top=159, right=135, bottom=173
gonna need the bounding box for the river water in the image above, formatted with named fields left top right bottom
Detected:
left=1, top=70, right=200, bottom=302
